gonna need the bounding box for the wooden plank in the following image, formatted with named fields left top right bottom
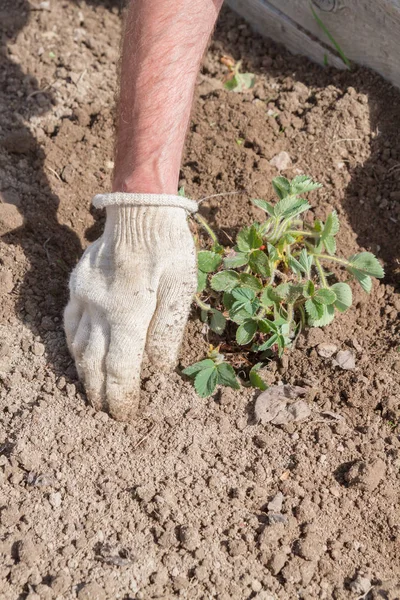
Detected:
left=227, top=0, right=400, bottom=88
left=226, top=0, right=346, bottom=70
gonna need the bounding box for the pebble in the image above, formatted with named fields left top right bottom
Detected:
left=251, top=579, right=263, bottom=592
left=269, top=151, right=292, bottom=171
left=267, top=492, right=284, bottom=513
left=333, top=350, right=356, bottom=370
left=317, top=343, right=338, bottom=358
left=49, top=491, right=62, bottom=509
left=349, top=574, right=371, bottom=595
left=32, top=342, right=45, bottom=357
left=268, top=551, right=287, bottom=575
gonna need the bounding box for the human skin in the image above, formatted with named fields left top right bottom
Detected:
left=113, top=0, right=224, bottom=194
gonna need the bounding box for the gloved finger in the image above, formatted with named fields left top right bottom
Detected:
left=146, top=267, right=196, bottom=370
left=70, top=309, right=91, bottom=381
left=64, top=296, right=84, bottom=354
left=105, top=297, right=157, bottom=422
left=81, top=307, right=109, bottom=412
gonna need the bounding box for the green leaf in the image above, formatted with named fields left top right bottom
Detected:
left=237, top=226, right=263, bottom=252
left=298, top=249, right=313, bottom=276
left=272, top=176, right=291, bottom=200
left=249, top=250, right=270, bottom=277
left=308, top=304, right=335, bottom=327
left=197, top=251, right=222, bottom=273
left=211, top=270, right=240, bottom=292
left=260, top=286, right=276, bottom=308
left=197, top=269, right=207, bottom=293
left=267, top=243, right=279, bottom=264
left=258, top=333, right=278, bottom=351
left=194, top=367, right=218, bottom=398
left=289, top=175, right=322, bottom=195
left=303, top=280, right=315, bottom=298
left=216, top=362, right=240, bottom=389
left=314, top=288, right=337, bottom=305
left=232, top=287, right=256, bottom=302
left=182, top=359, right=215, bottom=376
left=324, top=235, right=337, bottom=256
left=286, top=284, right=304, bottom=304
left=331, top=282, right=352, bottom=312
left=274, top=283, right=290, bottom=300
left=225, top=69, right=255, bottom=92
left=236, top=320, right=258, bottom=345
left=249, top=363, right=268, bottom=391
left=224, top=252, right=249, bottom=268
left=210, top=309, right=226, bottom=335
left=348, top=270, right=372, bottom=293
left=288, top=255, right=304, bottom=276
left=322, top=211, right=340, bottom=238
left=305, top=298, right=324, bottom=321
left=348, top=252, right=384, bottom=278
left=258, top=318, right=277, bottom=334
left=240, top=273, right=262, bottom=291
left=274, top=196, right=310, bottom=219
left=252, top=198, right=275, bottom=216
left=230, top=307, right=256, bottom=324
left=223, top=292, right=235, bottom=310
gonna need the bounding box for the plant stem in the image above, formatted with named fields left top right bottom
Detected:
left=194, top=214, right=218, bottom=244
left=314, top=253, right=351, bottom=267
left=314, top=257, right=328, bottom=288
left=194, top=294, right=211, bottom=311
left=285, top=230, right=320, bottom=238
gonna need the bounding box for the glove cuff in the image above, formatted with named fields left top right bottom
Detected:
left=92, top=192, right=198, bottom=214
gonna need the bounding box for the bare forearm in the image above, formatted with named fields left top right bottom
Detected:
left=113, top=0, right=223, bottom=194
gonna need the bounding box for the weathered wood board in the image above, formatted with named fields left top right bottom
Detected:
left=227, top=0, right=400, bottom=88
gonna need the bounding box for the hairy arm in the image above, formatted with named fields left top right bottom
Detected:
left=113, top=0, right=224, bottom=194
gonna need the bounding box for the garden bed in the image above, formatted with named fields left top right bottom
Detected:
left=0, top=1, right=399, bottom=598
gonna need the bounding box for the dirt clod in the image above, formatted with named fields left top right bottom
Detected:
left=345, top=458, right=386, bottom=492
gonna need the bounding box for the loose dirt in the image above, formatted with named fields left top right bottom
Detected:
left=1, top=1, right=399, bottom=599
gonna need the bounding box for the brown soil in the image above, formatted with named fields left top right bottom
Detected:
left=1, top=1, right=400, bottom=599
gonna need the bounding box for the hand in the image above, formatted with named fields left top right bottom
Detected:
left=64, top=194, right=198, bottom=421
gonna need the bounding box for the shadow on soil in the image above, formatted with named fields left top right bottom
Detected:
left=0, top=2, right=398, bottom=384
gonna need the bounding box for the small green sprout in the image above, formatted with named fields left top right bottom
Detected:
left=185, top=175, right=384, bottom=398
left=224, top=60, right=255, bottom=93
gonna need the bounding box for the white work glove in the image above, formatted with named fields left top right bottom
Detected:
left=64, top=193, right=198, bottom=421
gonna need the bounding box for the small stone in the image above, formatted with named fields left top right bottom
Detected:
left=333, top=350, right=355, bottom=370
left=49, top=492, right=62, bottom=509
left=267, top=492, right=284, bottom=513
left=251, top=579, right=263, bottom=592
left=349, top=574, right=371, bottom=595
left=32, top=342, right=45, bottom=357
left=317, top=343, right=338, bottom=358
left=306, top=327, right=326, bottom=347
left=269, top=151, right=292, bottom=171
left=57, top=377, right=66, bottom=390
left=77, top=582, right=106, bottom=600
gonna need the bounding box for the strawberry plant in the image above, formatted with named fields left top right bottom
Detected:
left=183, top=175, right=384, bottom=397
